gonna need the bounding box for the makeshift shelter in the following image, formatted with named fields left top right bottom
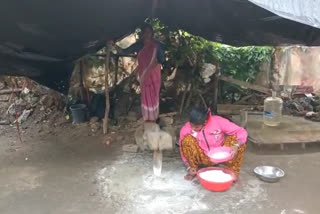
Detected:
left=1, top=0, right=320, bottom=92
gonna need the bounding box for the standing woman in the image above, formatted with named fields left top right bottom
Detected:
left=110, top=24, right=165, bottom=122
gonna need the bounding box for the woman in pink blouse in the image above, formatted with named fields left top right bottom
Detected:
left=179, top=107, right=248, bottom=180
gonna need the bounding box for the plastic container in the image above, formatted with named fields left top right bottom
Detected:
left=207, top=146, right=233, bottom=163
left=70, top=104, right=88, bottom=123
left=197, top=167, right=236, bottom=192
left=263, top=91, right=283, bottom=127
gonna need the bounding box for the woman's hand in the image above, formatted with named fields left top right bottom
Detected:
left=231, top=143, right=240, bottom=158
left=184, top=167, right=197, bottom=180
left=188, top=167, right=197, bottom=175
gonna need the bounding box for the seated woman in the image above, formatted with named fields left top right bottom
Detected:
left=179, top=107, right=248, bottom=180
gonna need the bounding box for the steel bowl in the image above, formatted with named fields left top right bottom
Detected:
left=253, top=166, right=285, bottom=183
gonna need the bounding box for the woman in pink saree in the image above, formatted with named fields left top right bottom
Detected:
left=112, top=24, right=165, bottom=121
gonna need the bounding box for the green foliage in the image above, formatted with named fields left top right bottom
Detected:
left=146, top=19, right=274, bottom=102
left=148, top=18, right=273, bottom=82
left=204, top=43, right=273, bottom=82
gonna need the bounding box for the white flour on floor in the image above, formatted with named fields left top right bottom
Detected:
left=95, top=152, right=208, bottom=214
left=95, top=152, right=268, bottom=214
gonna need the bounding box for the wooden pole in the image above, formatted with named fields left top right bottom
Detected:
left=184, top=86, right=193, bottom=111
left=79, top=59, right=85, bottom=102
left=199, top=93, right=208, bottom=109
left=212, top=74, right=219, bottom=114
left=103, top=43, right=111, bottom=134
left=114, top=56, right=119, bottom=86
left=179, top=83, right=191, bottom=114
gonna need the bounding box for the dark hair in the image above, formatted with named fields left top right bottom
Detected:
left=189, top=107, right=209, bottom=125
left=141, top=23, right=154, bottom=35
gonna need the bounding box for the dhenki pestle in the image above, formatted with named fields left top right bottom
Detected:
left=153, top=149, right=163, bottom=176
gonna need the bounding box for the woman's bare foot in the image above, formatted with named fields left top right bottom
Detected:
left=184, top=167, right=197, bottom=181
left=184, top=174, right=196, bottom=180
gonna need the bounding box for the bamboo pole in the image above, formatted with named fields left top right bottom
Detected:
left=212, top=74, right=219, bottom=114
left=103, top=43, right=111, bottom=134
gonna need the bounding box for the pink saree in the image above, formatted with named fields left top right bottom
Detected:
left=137, top=40, right=161, bottom=121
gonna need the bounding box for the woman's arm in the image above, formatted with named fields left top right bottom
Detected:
left=218, top=116, right=248, bottom=144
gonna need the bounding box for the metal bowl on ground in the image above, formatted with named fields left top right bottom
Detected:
left=254, top=166, right=285, bottom=183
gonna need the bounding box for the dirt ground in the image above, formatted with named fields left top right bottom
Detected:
left=0, top=122, right=320, bottom=214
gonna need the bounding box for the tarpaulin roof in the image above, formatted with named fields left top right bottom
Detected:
left=1, top=0, right=320, bottom=92
left=249, top=0, right=320, bottom=29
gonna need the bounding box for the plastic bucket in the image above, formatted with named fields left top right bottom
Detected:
left=70, top=104, right=88, bottom=123
left=197, top=167, right=236, bottom=192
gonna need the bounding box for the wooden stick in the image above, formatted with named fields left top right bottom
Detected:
left=0, top=88, right=23, bottom=95
left=179, top=55, right=198, bottom=114
left=0, top=83, right=5, bottom=90
left=199, top=93, right=208, bottom=109
left=234, top=94, right=253, bottom=105
left=15, top=113, right=23, bottom=143
left=114, top=56, right=119, bottom=86
left=159, top=112, right=177, bottom=118
left=103, top=43, right=111, bottom=134
left=212, top=74, right=219, bottom=114
left=184, top=89, right=193, bottom=111
left=219, top=75, right=270, bottom=94
left=179, top=83, right=191, bottom=114
left=79, top=59, right=85, bottom=102
left=0, top=120, right=10, bottom=125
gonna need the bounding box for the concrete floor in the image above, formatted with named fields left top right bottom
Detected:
left=0, top=125, right=319, bottom=214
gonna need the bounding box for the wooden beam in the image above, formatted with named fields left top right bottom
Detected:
left=0, top=120, right=10, bottom=125
left=93, top=53, right=136, bottom=58
left=103, top=44, right=111, bottom=135
left=217, top=104, right=263, bottom=115
left=219, top=75, right=270, bottom=94
left=0, top=88, right=23, bottom=95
